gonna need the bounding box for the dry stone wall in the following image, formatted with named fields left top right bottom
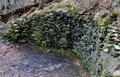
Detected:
left=4, top=11, right=82, bottom=49
left=73, top=20, right=120, bottom=77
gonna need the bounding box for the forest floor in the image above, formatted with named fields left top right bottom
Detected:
left=0, top=21, right=88, bottom=77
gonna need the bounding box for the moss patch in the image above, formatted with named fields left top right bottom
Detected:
left=98, top=12, right=118, bottom=26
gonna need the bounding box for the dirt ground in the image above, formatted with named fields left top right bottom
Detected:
left=0, top=21, right=88, bottom=77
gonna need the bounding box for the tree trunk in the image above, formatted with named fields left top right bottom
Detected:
left=0, top=0, right=4, bottom=10
left=4, top=0, right=7, bottom=14
left=10, top=0, right=15, bottom=5
left=0, top=0, right=2, bottom=10
left=38, top=0, right=42, bottom=10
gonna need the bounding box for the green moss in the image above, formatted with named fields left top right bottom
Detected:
left=98, top=12, right=118, bottom=26
left=69, top=7, right=75, bottom=11
left=117, top=0, right=120, bottom=4
left=98, top=15, right=111, bottom=26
